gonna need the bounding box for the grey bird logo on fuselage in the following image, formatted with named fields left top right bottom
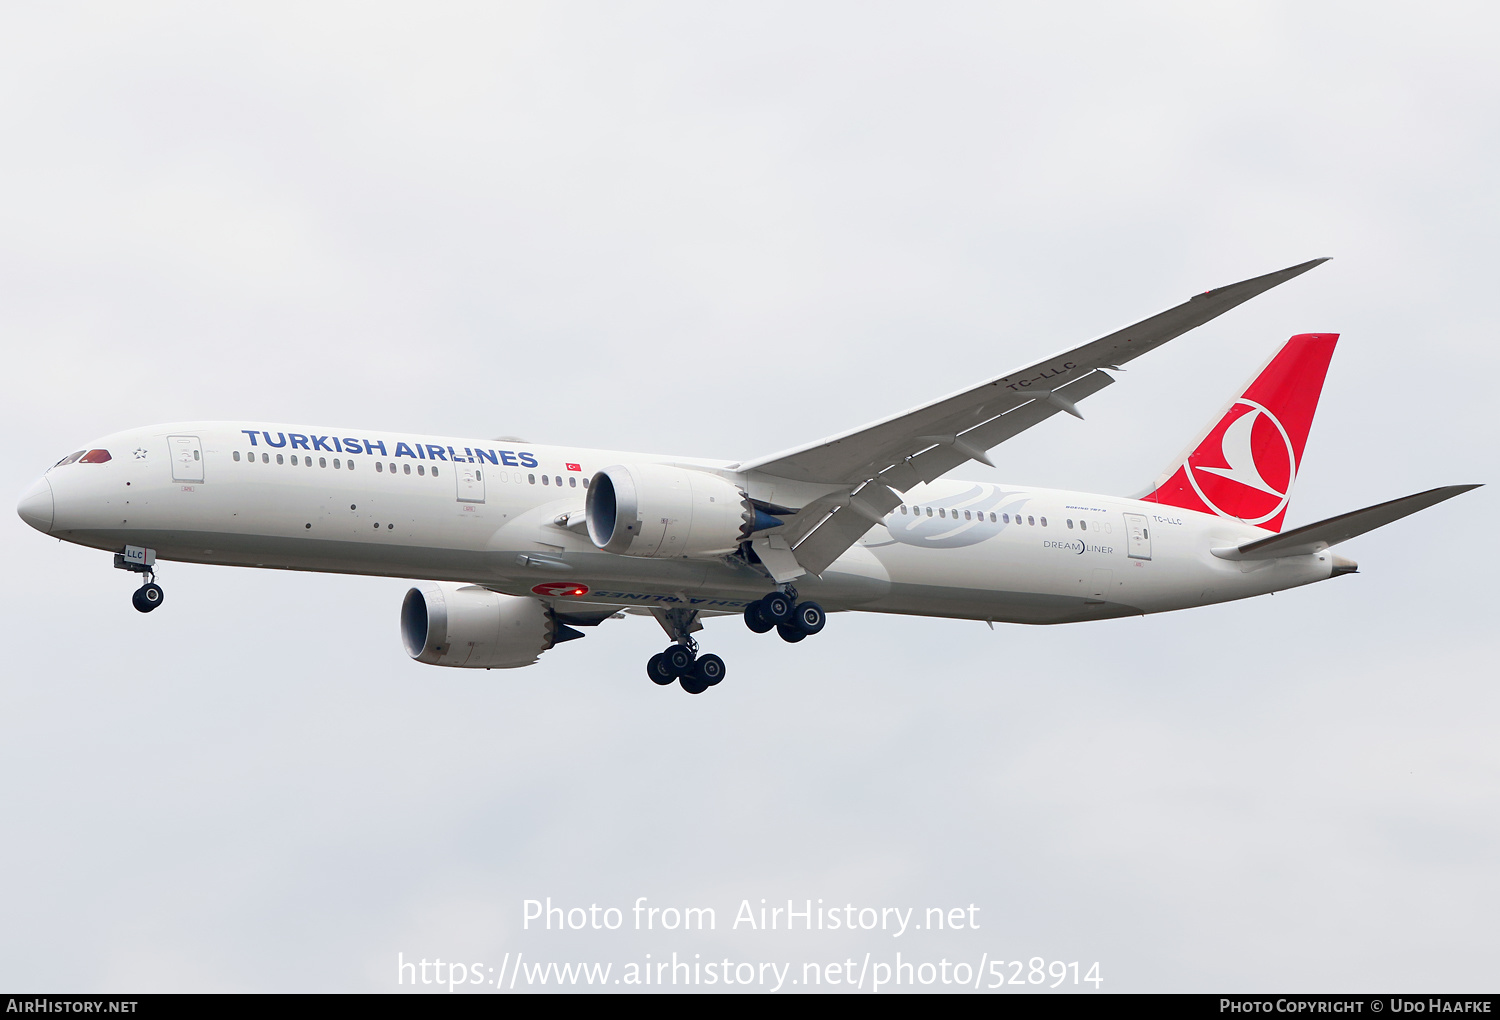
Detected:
left=867, top=484, right=1031, bottom=549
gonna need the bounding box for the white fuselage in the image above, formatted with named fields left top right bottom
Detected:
left=26, top=421, right=1339, bottom=623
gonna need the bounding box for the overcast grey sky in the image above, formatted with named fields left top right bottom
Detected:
left=2, top=1, right=1496, bottom=993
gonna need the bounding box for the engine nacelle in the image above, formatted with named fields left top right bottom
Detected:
left=401, top=582, right=559, bottom=669
left=586, top=463, right=753, bottom=558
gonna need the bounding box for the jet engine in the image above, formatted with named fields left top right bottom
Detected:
left=401, top=582, right=572, bottom=669
left=585, top=463, right=757, bottom=558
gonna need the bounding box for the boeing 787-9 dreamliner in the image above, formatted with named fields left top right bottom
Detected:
left=16, top=259, right=1478, bottom=693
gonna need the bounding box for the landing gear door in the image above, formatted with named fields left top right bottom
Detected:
left=168, top=435, right=204, bottom=483
left=456, top=463, right=485, bottom=504
left=1123, top=512, right=1151, bottom=560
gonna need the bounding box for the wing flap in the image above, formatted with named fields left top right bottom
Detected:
left=765, top=371, right=1119, bottom=575
left=790, top=483, right=904, bottom=576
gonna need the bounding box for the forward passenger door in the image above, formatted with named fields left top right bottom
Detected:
left=455, top=463, right=485, bottom=504
left=168, top=435, right=204, bottom=483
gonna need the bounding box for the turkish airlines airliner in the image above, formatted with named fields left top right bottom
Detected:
left=16, top=259, right=1477, bottom=693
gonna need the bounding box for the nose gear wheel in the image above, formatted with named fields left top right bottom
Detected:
left=132, top=582, right=164, bottom=613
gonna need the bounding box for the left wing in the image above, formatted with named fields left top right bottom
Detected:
left=1210, top=485, right=1480, bottom=561
left=740, top=259, right=1328, bottom=576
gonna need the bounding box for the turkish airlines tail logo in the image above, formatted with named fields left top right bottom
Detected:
left=1141, top=334, right=1338, bottom=532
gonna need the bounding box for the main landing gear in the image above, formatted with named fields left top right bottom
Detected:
left=646, top=607, right=726, bottom=695
left=646, top=645, right=726, bottom=695
left=642, top=592, right=825, bottom=695
left=743, top=588, right=825, bottom=644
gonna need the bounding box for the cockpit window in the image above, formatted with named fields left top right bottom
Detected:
left=79, top=449, right=113, bottom=464
left=53, top=451, right=86, bottom=468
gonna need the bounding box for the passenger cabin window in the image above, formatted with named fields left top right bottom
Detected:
left=1028, top=516, right=1035, bottom=526
left=276, top=454, right=284, bottom=465
left=938, top=508, right=945, bottom=518
left=1080, top=520, right=1087, bottom=531
left=1040, top=517, right=1047, bottom=527
left=291, top=455, right=299, bottom=466
left=528, top=474, right=536, bottom=484
left=333, top=458, right=341, bottom=469
left=376, top=462, right=383, bottom=472
left=542, top=474, right=549, bottom=485
left=262, top=453, right=269, bottom=463
left=232, top=451, right=240, bottom=462
left=431, top=466, right=438, bottom=477
left=569, top=476, right=576, bottom=487
left=555, top=476, right=561, bottom=486
left=417, top=465, right=425, bottom=476
left=403, top=464, right=411, bottom=475
left=319, top=457, right=327, bottom=468
left=582, top=478, right=589, bottom=488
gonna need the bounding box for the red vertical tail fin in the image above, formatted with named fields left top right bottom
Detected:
left=1139, top=333, right=1338, bottom=532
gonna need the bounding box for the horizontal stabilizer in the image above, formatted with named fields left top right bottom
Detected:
left=1211, top=484, right=1480, bottom=560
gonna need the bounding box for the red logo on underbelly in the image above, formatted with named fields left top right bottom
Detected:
left=531, top=582, right=589, bottom=598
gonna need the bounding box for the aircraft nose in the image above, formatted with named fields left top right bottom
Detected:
left=17, top=476, right=54, bottom=534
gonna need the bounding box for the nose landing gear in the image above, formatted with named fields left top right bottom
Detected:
left=114, top=546, right=164, bottom=613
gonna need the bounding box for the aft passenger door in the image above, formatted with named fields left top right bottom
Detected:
left=455, top=462, right=485, bottom=504
left=1123, top=512, right=1152, bottom=560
